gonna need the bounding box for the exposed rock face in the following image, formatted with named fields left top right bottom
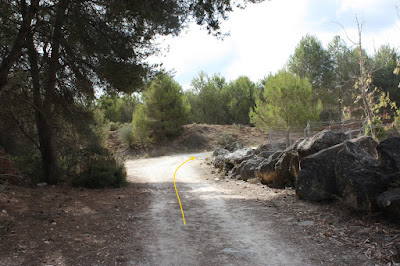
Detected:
left=350, top=136, right=378, bottom=158
left=376, top=188, right=400, bottom=218
left=230, top=157, right=265, bottom=181
left=334, top=141, right=381, bottom=211
left=224, top=142, right=244, bottom=152
left=297, top=130, right=349, bottom=159
left=377, top=137, right=400, bottom=172
left=296, top=143, right=344, bottom=201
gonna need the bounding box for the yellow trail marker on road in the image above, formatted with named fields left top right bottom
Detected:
left=174, top=156, right=195, bottom=225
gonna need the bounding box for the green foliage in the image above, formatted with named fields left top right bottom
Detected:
left=132, top=105, right=151, bottom=144
left=70, top=159, right=127, bottom=189
left=8, top=152, right=43, bottom=184
left=98, top=94, right=139, bottom=123
left=217, top=131, right=237, bottom=146
left=223, top=76, right=257, bottom=125
left=372, top=45, right=400, bottom=106
left=250, top=70, right=322, bottom=129
left=365, top=118, right=388, bottom=142
left=119, top=123, right=135, bottom=146
left=68, top=145, right=127, bottom=188
left=288, top=34, right=336, bottom=120
left=139, top=73, right=190, bottom=142
left=186, top=72, right=257, bottom=125
left=187, top=72, right=228, bottom=124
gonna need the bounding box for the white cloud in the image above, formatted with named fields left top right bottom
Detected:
left=339, top=0, right=379, bottom=12
left=148, top=0, right=400, bottom=86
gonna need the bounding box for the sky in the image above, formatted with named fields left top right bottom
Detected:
left=149, top=0, right=400, bottom=89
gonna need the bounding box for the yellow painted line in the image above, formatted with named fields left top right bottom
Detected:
left=174, top=156, right=195, bottom=225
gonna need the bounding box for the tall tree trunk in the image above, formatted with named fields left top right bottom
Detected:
left=27, top=31, right=59, bottom=184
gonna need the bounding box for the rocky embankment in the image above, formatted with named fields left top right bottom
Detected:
left=212, top=130, right=400, bottom=219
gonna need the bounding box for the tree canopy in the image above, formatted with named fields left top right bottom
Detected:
left=250, top=70, right=322, bottom=129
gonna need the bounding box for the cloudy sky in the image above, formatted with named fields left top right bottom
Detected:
left=150, top=0, right=400, bottom=89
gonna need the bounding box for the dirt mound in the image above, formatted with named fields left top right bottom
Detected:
left=108, top=123, right=270, bottom=159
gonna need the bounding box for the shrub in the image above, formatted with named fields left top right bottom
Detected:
left=119, top=123, right=135, bottom=146
left=109, top=121, right=120, bottom=131
left=70, top=158, right=127, bottom=189
left=217, top=131, right=236, bottom=146
left=132, top=105, right=151, bottom=144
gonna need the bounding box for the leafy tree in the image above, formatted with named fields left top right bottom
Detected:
left=0, top=0, right=263, bottom=183
left=187, top=72, right=227, bottom=124
left=133, top=73, right=189, bottom=142
left=98, top=94, right=139, bottom=123
left=250, top=70, right=322, bottom=129
left=287, top=34, right=334, bottom=119
left=372, top=45, right=400, bottom=106
left=223, top=76, right=256, bottom=124
left=327, top=36, right=359, bottom=118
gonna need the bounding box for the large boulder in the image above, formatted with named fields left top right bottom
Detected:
left=334, top=141, right=381, bottom=212
left=350, top=136, right=378, bottom=158
left=230, top=157, right=265, bottom=181
left=297, top=130, right=348, bottom=159
left=296, top=143, right=344, bottom=201
left=213, top=154, right=230, bottom=170
left=224, top=142, right=244, bottom=152
left=377, top=137, right=400, bottom=172
left=212, top=148, right=229, bottom=157
left=223, top=148, right=254, bottom=167
left=255, top=154, right=281, bottom=187
left=376, top=188, right=400, bottom=219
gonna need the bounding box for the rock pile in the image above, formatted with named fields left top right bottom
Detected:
left=212, top=131, right=400, bottom=218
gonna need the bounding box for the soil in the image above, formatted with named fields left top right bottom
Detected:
left=1, top=123, right=400, bottom=265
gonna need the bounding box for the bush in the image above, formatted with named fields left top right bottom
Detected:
left=217, top=131, right=237, bottom=146
left=9, top=152, right=43, bottom=184
left=132, top=105, right=151, bottom=144
left=70, top=158, right=127, bottom=189
left=109, top=121, right=120, bottom=131
left=119, top=123, right=135, bottom=146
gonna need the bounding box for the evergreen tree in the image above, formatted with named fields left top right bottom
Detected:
left=250, top=70, right=322, bottom=129
left=133, top=73, right=189, bottom=142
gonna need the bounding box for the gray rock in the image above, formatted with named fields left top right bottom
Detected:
left=376, top=188, right=400, bottom=218
left=351, top=136, right=378, bottom=158
left=298, top=130, right=348, bottom=159
left=296, top=143, right=344, bottom=201
left=223, top=148, right=254, bottom=167
left=213, top=154, right=226, bottom=169
left=334, top=141, right=381, bottom=212
left=230, top=157, right=265, bottom=181
left=257, top=151, right=275, bottom=159
left=377, top=137, right=400, bottom=172
left=254, top=145, right=270, bottom=155
left=212, top=148, right=229, bottom=157
left=224, top=142, right=244, bottom=152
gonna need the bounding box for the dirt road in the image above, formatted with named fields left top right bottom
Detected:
left=125, top=153, right=367, bottom=265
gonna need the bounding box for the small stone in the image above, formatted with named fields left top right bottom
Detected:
left=37, top=182, right=47, bottom=187
left=51, top=222, right=57, bottom=226
left=215, top=178, right=220, bottom=181
left=44, top=241, right=50, bottom=244
left=1, top=209, right=7, bottom=214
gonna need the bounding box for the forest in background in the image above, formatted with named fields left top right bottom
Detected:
left=1, top=0, right=400, bottom=187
